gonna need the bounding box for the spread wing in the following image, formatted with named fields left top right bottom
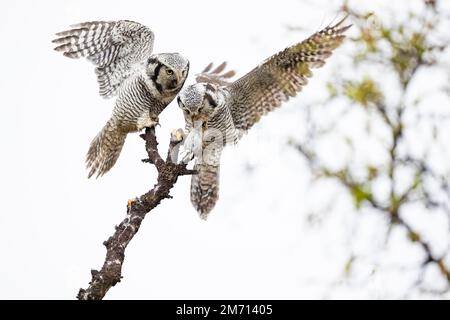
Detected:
left=226, top=17, right=351, bottom=131
left=53, top=20, right=154, bottom=98
left=195, top=62, right=236, bottom=86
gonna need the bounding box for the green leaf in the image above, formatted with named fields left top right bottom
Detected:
left=344, top=77, right=384, bottom=107
left=350, top=184, right=373, bottom=209
left=408, top=231, right=420, bottom=242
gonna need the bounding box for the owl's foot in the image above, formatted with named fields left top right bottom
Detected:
left=137, top=114, right=160, bottom=131
left=152, top=116, right=161, bottom=128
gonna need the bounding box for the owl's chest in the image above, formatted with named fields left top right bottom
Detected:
left=114, top=78, right=164, bottom=130
left=207, top=110, right=242, bottom=146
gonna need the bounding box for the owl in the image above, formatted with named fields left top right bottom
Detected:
left=178, top=17, right=351, bottom=219
left=53, top=20, right=190, bottom=178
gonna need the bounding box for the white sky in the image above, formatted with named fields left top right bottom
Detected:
left=0, top=0, right=449, bottom=299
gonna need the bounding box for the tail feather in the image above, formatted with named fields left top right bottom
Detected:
left=86, top=120, right=127, bottom=178
left=190, top=162, right=220, bottom=219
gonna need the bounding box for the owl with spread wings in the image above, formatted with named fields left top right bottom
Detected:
left=177, top=17, right=351, bottom=219
left=53, top=20, right=189, bottom=178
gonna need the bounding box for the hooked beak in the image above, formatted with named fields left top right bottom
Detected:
left=191, top=114, right=208, bottom=123
left=190, top=116, right=208, bottom=130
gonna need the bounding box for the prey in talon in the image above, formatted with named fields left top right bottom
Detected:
left=180, top=120, right=204, bottom=164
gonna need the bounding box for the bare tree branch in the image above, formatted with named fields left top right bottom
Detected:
left=77, top=127, right=195, bottom=300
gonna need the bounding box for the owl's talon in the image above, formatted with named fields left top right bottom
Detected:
left=151, top=115, right=161, bottom=128
left=137, top=115, right=160, bottom=131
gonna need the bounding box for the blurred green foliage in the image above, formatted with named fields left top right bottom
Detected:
left=343, top=77, right=383, bottom=107
left=294, top=0, right=450, bottom=293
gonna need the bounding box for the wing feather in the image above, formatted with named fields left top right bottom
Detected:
left=195, top=61, right=236, bottom=86
left=53, top=20, right=154, bottom=98
left=227, top=16, right=351, bottom=131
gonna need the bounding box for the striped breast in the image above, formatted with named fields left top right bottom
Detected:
left=113, top=75, right=165, bottom=131
left=207, top=99, right=243, bottom=147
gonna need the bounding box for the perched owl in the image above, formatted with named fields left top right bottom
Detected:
left=178, top=17, right=351, bottom=219
left=53, top=20, right=189, bottom=178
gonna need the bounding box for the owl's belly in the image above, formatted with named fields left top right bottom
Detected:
left=206, top=121, right=242, bottom=147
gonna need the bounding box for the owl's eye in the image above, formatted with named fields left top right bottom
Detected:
left=205, top=93, right=217, bottom=108
left=166, top=69, right=174, bottom=75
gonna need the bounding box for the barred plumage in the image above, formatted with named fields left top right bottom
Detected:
left=191, top=163, right=221, bottom=220
left=178, top=17, right=351, bottom=218
left=86, top=119, right=126, bottom=178
left=54, top=20, right=189, bottom=178
left=53, top=20, right=155, bottom=98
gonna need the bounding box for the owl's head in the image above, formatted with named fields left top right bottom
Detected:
left=146, top=53, right=189, bottom=95
left=177, top=83, right=224, bottom=124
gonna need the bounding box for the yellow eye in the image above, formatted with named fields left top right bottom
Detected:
left=166, top=69, right=174, bottom=75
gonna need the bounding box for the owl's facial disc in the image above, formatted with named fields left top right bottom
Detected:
left=178, top=84, right=219, bottom=125
left=165, top=63, right=189, bottom=92
left=148, top=53, right=189, bottom=94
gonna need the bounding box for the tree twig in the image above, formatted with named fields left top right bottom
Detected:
left=77, top=127, right=195, bottom=300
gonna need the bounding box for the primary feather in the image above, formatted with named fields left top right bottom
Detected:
left=53, top=20, right=155, bottom=98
